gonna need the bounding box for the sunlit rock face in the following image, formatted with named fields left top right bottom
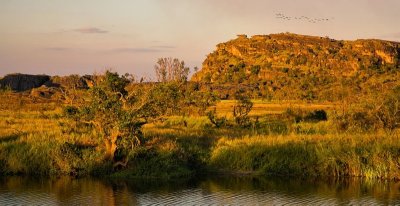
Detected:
left=192, top=33, right=400, bottom=83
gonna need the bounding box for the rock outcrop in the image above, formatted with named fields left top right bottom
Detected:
left=50, top=75, right=94, bottom=90
left=30, top=85, right=57, bottom=98
left=192, top=33, right=400, bottom=83
left=0, top=74, right=50, bottom=91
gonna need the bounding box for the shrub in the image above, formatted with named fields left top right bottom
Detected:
left=233, top=93, right=253, bottom=128
left=207, top=108, right=227, bottom=128
left=304, top=110, right=328, bottom=122
left=331, top=110, right=376, bottom=132
left=375, top=87, right=400, bottom=131
left=284, top=108, right=328, bottom=123
left=63, top=106, right=79, bottom=118
left=332, top=86, right=400, bottom=132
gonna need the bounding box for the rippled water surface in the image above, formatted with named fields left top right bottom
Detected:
left=1, top=176, right=400, bottom=205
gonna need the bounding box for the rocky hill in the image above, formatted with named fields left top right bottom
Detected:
left=192, top=33, right=400, bottom=101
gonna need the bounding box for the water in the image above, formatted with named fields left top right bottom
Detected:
left=1, top=175, right=400, bottom=205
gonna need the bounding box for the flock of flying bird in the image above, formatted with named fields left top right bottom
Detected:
left=275, top=13, right=333, bottom=23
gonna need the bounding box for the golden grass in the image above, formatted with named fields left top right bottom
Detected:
left=1, top=92, right=399, bottom=179
left=214, top=100, right=335, bottom=117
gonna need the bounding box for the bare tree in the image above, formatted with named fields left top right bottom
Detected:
left=155, top=57, right=190, bottom=82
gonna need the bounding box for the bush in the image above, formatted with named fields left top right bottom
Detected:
left=63, top=106, right=79, bottom=118
left=304, top=110, right=327, bottom=122
left=332, top=86, right=400, bottom=132
left=375, top=87, right=400, bottom=131
left=284, top=108, right=328, bottom=123
left=233, top=93, right=253, bottom=128
left=113, top=147, right=193, bottom=179
left=207, top=108, right=227, bottom=128
left=331, top=110, right=376, bottom=132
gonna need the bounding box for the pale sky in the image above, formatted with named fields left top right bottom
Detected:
left=1, top=0, right=399, bottom=78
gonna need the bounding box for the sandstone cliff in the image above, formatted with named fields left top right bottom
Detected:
left=192, top=33, right=400, bottom=83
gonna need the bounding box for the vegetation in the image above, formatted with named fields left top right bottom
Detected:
left=210, top=134, right=400, bottom=179
left=1, top=84, right=400, bottom=179
left=1, top=33, right=400, bottom=181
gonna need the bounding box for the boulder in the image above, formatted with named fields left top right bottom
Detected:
left=30, top=85, right=57, bottom=98
left=50, top=74, right=95, bottom=89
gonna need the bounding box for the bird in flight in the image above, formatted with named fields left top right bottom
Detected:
left=275, top=13, right=333, bottom=23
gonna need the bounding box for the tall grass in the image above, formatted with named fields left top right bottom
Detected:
left=0, top=132, right=105, bottom=176
left=0, top=95, right=105, bottom=176
left=210, top=134, right=400, bottom=179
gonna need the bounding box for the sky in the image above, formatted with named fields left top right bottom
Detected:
left=1, top=0, right=400, bottom=78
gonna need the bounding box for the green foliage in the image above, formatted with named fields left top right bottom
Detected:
left=102, top=71, right=130, bottom=94
left=145, top=82, right=183, bottom=117
left=184, top=86, right=218, bottom=116
left=233, top=93, right=253, bottom=127
left=145, top=81, right=219, bottom=118
left=64, top=71, right=146, bottom=163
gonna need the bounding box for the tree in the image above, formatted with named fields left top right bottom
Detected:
left=185, top=85, right=218, bottom=116
left=58, top=74, right=83, bottom=105
left=64, top=71, right=149, bottom=167
left=233, top=92, right=253, bottom=127
left=144, top=81, right=183, bottom=118
left=155, top=57, right=190, bottom=82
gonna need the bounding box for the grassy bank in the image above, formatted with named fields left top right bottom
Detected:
left=210, top=134, right=400, bottom=179
left=1, top=93, right=400, bottom=180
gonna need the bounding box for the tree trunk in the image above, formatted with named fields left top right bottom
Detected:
left=104, top=130, right=119, bottom=161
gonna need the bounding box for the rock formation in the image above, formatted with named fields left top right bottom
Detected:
left=191, top=33, right=400, bottom=101
left=192, top=33, right=400, bottom=83
left=0, top=74, right=50, bottom=91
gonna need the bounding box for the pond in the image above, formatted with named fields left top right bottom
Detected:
left=1, top=175, right=399, bottom=205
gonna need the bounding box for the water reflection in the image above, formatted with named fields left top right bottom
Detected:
left=0, top=175, right=399, bottom=205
